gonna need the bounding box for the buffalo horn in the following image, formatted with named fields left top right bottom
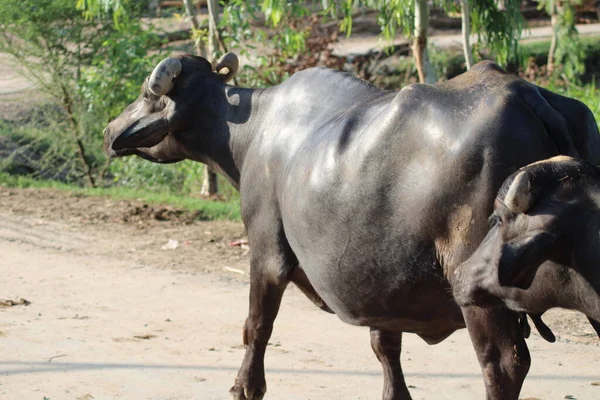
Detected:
left=215, top=53, right=239, bottom=81
left=148, top=57, right=182, bottom=97
left=504, top=171, right=533, bottom=213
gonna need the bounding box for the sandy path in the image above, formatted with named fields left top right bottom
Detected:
left=332, top=23, right=600, bottom=55
left=0, top=203, right=599, bottom=400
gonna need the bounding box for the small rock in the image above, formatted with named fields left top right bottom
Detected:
left=0, top=298, right=31, bottom=307
left=161, top=239, right=179, bottom=250
left=133, top=334, right=156, bottom=340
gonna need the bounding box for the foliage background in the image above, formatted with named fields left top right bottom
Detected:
left=0, top=0, right=599, bottom=219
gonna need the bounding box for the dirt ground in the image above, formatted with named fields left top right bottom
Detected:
left=2, top=16, right=600, bottom=399
left=0, top=187, right=599, bottom=400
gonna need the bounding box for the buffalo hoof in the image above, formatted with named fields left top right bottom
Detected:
left=229, top=385, right=266, bottom=400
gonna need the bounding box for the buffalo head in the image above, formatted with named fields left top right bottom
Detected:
left=103, top=53, right=239, bottom=164
left=453, top=156, right=600, bottom=336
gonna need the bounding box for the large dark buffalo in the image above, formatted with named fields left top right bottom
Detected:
left=453, top=156, right=600, bottom=339
left=104, top=53, right=600, bottom=399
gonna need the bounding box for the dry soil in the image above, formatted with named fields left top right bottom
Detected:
left=0, top=187, right=599, bottom=400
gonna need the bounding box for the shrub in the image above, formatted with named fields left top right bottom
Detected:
left=0, top=0, right=164, bottom=186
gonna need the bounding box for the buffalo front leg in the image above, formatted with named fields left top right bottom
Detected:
left=230, top=267, right=288, bottom=399
left=463, top=307, right=531, bottom=400
left=370, top=328, right=412, bottom=400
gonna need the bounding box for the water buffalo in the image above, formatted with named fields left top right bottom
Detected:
left=453, top=156, right=600, bottom=339
left=103, top=53, right=600, bottom=399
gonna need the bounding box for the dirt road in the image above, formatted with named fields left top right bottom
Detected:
left=0, top=187, right=599, bottom=400
left=333, top=23, right=600, bottom=56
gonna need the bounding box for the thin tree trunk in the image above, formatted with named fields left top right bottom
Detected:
left=207, top=0, right=219, bottom=62
left=413, top=0, right=435, bottom=83
left=74, top=135, right=95, bottom=187
left=461, top=0, right=474, bottom=70
left=547, top=4, right=558, bottom=74
left=202, top=0, right=220, bottom=196
left=183, top=0, right=219, bottom=196
left=201, top=166, right=219, bottom=197
left=182, top=0, right=204, bottom=56
left=183, top=0, right=200, bottom=30
left=60, top=83, right=95, bottom=187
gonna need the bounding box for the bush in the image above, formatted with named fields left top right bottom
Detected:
left=0, top=0, right=165, bottom=186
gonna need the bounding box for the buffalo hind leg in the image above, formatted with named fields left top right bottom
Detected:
left=230, top=258, right=289, bottom=399
left=463, top=307, right=531, bottom=400
left=370, top=328, right=412, bottom=400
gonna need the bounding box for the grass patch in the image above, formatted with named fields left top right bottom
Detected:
left=521, top=35, right=600, bottom=59
left=0, top=172, right=241, bottom=221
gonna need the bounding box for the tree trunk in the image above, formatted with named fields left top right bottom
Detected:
left=207, top=0, right=219, bottom=62
left=200, top=165, right=219, bottom=197
left=203, top=0, right=221, bottom=196
left=547, top=4, right=558, bottom=74
left=412, top=0, right=435, bottom=83
left=182, top=0, right=204, bottom=56
left=60, top=82, right=95, bottom=187
left=183, top=0, right=219, bottom=196
left=182, top=0, right=200, bottom=30
left=460, top=0, right=474, bottom=70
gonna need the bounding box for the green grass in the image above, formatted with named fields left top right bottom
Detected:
left=0, top=172, right=241, bottom=221
left=2, top=77, right=598, bottom=224
left=2, top=38, right=599, bottom=223
left=521, top=35, right=600, bottom=60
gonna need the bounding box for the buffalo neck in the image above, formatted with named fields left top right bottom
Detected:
left=185, top=84, right=265, bottom=190
left=224, top=85, right=266, bottom=184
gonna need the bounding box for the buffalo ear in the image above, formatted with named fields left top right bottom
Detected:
left=498, top=230, right=557, bottom=289
left=215, top=53, right=239, bottom=82
left=111, top=113, right=169, bottom=151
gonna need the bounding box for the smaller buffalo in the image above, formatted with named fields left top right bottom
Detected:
left=453, top=156, right=600, bottom=339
